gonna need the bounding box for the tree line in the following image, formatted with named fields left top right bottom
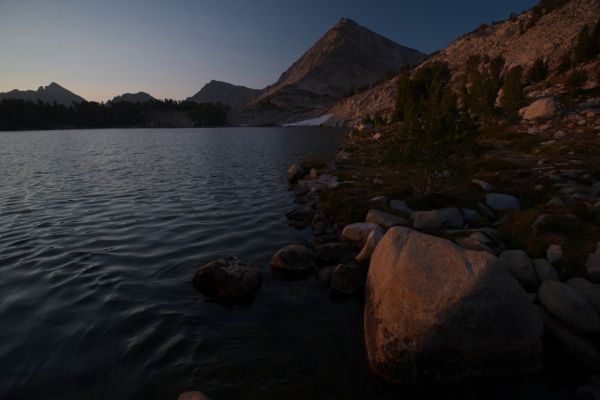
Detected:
left=0, top=99, right=229, bottom=131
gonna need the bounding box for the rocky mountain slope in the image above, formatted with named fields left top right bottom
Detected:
left=187, top=80, right=260, bottom=109
left=236, top=18, right=425, bottom=125
left=110, top=92, right=156, bottom=103
left=328, top=0, right=600, bottom=125
left=0, top=82, right=85, bottom=106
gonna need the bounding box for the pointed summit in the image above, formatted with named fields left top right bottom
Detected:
left=0, top=82, right=85, bottom=106
left=187, top=81, right=260, bottom=109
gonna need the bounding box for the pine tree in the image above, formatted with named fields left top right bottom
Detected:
left=574, top=25, right=595, bottom=63
left=501, top=66, right=525, bottom=118
left=527, top=58, right=548, bottom=83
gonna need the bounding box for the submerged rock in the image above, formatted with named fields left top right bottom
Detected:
left=192, top=257, right=262, bottom=305
left=331, top=263, right=364, bottom=294
left=567, top=277, right=600, bottom=315
left=365, top=227, right=543, bottom=385
left=287, top=163, right=305, bottom=183
left=269, top=244, right=315, bottom=277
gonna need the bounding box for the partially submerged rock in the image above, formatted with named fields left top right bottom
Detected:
left=365, top=227, right=543, bottom=385
left=538, top=281, right=600, bottom=335
left=331, top=263, right=364, bottom=294
left=269, top=244, right=315, bottom=277
left=287, top=163, right=305, bottom=183
left=192, top=257, right=262, bottom=305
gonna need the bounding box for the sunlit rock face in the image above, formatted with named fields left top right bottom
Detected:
left=364, top=227, right=543, bottom=385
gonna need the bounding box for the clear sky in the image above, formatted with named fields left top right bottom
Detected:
left=0, top=0, right=538, bottom=102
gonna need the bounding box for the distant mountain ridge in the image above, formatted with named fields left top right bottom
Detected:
left=0, top=82, right=85, bottom=106
left=187, top=80, right=260, bottom=109
left=110, top=92, right=156, bottom=104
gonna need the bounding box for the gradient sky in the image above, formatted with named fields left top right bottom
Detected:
left=0, top=0, right=538, bottom=102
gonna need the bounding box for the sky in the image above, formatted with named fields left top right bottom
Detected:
left=0, top=0, right=539, bottom=102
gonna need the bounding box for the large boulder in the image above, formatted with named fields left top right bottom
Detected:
left=365, top=227, right=543, bottom=385
left=366, top=209, right=409, bottom=230
left=494, top=250, right=539, bottom=291
left=269, top=244, right=315, bottom=277
left=411, top=207, right=463, bottom=231
left=520, top=97, right=557, bottom=120
left=192, top=257, right=262, bottom=305
left=538, top=281, right=600, bottom=335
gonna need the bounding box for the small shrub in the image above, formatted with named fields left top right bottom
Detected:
left=565, top=69, right=588, bottom=91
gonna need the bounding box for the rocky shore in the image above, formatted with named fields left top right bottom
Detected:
left=188, top=93, right=600, bottom=395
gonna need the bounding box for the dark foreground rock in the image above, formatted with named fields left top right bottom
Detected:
left=364, top=227, right=543, bottom=385
left=178, top=391, right=211, bottom=400
left=192, top=257, right=262, bottom=305
left=331, top=263, right=365, bottom=294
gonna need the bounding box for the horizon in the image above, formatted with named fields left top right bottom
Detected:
left=0, top=0, right=538, bottom=102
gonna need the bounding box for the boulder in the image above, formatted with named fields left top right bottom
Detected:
left=412, top=207, right=463, bottom=231
left=317, top=174, right=339, bottom=188
left=341, top=223, right=383, bottom=248
left=331, top=263, right=364, bottom=294
left=494, top=250, right=539, bottom=291
left=520, top=97, right=557, bottom=120
left=355, top=229, right=383, bottom=265
left=388, top=200, right=413, bottom=218
left=567, top=277, right=600, bottom=315
left=586, top=243, right=600, bottom=283
left=178, top=392, right=211, bottom=400
left=287, top=163, right=305, bottom=183
left=316, top=266, right=335, bottom=286
left=366, top=209, right=410, bottom=230
left=485, top=193, right=520, bottom=212
left=312, top=242, right=354, bottom=265
left=192, top=257, right=262, bottom=304
left=269, top=244, right=315, bottom=277
left=533, top=259, right=560, bottom=283
left=460, top=208, right=483, bottom=223
left=539, top=308, right=600, bottom=372
left=365, top=227, right=543, bottom=385
left=538, top=281, right=600, bottom=335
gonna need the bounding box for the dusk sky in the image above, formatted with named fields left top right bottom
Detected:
left=0, top=0, right=538, bottom=102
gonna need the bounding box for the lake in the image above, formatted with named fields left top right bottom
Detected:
left=0, top=127, right=594, bottom=400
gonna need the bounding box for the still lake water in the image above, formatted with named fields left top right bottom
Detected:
left=0, top=127, right=596, bottom=400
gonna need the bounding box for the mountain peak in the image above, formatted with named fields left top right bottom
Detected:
left=0, top=82, right=85, bottom=105
left=187, top=81, right=260, bottom=109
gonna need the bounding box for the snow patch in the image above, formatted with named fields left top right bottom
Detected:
left=283, top=114, right=332, bottom=127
